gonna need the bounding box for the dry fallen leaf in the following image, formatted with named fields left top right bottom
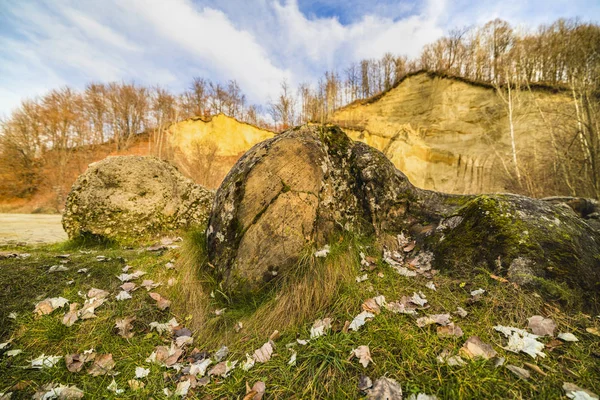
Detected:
left=455, top=307, right=468, bottom=318
left=87, top=354, right=115, bottom=376
left=586, top=327, right=600, bottom=337
left=214, top=345, right=229, bottom=361
left=495, top=325, right=546, bottom=359
left=351, top=345, right=373, bottom=368
left=34, top=297, right=69, bottom=316
left=460, top=336, right=497, bottom=360
left=87, top=288, right=109, bottom=300
left=362, top=298, right=381, bottom=315
left=128, top=379, right=145, bottom=391
left=557, top=332, right=579, bottom=342
left=524, top=362, right=547, bottom=376
left=437, top=323, right=464, bottom=338
left=149, top=318, right=179, bottom=335
left=30, top=354, right=62, bottom=369
left=253, top=341, right=274, bottom=363
left=545, top=339, right=563, bottom=350
left=115, top=291, right=132, bottom=301
left=135, top=366, right=150, bottom=379
left=359, top=375, right=373, bottom=392
left=563, top=382, right=599, bottom=399
left=120, top=282, right=136, bottom=292
left=527, top=315, right=557, bottom=336
left=141, top=279, right=160, bottom=291
left=65, top=352, right=95, bottom=373
left=416, top=314, right=451, bottom=328
left=367, top=377, right=403, bottom=400
left=349, top=311, right=375, bottom=331
left=79, top=297, right=106, bottom=320
left=243, top=381, right=266, bottom=400
left=174, top=379, right=191, bottom=397
left=506, top=364, right=531, bottom=379
left=149, top=292, right=171, bottom=310
left=310, top=318, right=332, bottom=338
left=115, top=316, right=136, bottom=339
left=62, top=303, right=80, bottom=327
left=208, top=360, right=237, bottom=377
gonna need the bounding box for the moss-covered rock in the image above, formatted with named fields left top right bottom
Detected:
left=430, top=194, right=600, bottom=306
left=207, top=124, right=600, bottom=308
left=62, top=156, right=214, bottom=244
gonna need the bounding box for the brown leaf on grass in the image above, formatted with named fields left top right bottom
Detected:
left=87, top=288, right=109, bottom=300
left=437, top=323, right=464, bottom=338
left=527, top=315, right=557, bottom=336
left=148, top=345, right=181, bottom=367
left=62, top=303, right=80, bottom=327
left=128, top=379, right=145, bottom=391
left=149, top=292, right=171, bottom=310
left=545, top=339, right=563, bottom=351
left=460, top=336, right=497, bottom=360
left=350, top=345, right=373, bottom=368
left=362, top=298, right=381, bottom=315
left=403, top=241, right=416, bottom=252
left=79, top=297, right=106, bottom=320
left=65, top=352, right=95, bottom=373
left=141, top=280, right=160, bottom=291
left=87, top=354, right=115, bottom=376
left=524, top=362, right=547, bottom=376
left=208, top=360, right=237, bottom=377
left=416, top=314, right=451, bottom=328
left=34, top=301, right=54, bottom=316
left=586, top=327, right=600, bottom=337
left=310, top=319, right=332, bottom=338
left=563, top=382, right=599, bottom=399
left=120, top=282, right=136, bottom=292
left=367, top=377, right=403, bottom=400
left=244, top=381, right=266, bottom=400
left=34, top=297, right=69, bottom=316
left=115, top=317, right=136, bottom=339
left=506, top=364, right=530, bottom=379
left=253, top=341, right=274, bottom=363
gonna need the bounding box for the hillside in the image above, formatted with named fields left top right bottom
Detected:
left=165, top=114, right=275, bottom=188
left=0, top=114, right=274, bottom=213
left=330, top=71, right=574, bottom=195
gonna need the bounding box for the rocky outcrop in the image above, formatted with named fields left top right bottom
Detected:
left=330, top=71, right=573, bottom=194
left=63, top=156, right=214, bottom=243
left=166, top=114, right=276, bottom=188
left=207, top=124, right=600, bottom=307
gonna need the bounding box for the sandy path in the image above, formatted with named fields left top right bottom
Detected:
left=0, top=214, right=67, bottom=245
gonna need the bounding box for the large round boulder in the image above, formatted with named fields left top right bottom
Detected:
left=63, top=156, right=214, bottom=243
left=207, top=124, right=600, bottom=307
left=207, top=124, right=453, bottom=291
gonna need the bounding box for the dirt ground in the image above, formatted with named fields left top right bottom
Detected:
left=0, top=213, right=67, bottom=245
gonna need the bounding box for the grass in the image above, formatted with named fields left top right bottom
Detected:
left=1, top=232, right=599, bottom=399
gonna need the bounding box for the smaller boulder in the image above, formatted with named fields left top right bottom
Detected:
left=62, top=156, right=214, bottom=243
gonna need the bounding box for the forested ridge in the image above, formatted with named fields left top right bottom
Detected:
left=1, top=18, right=598, bottom=206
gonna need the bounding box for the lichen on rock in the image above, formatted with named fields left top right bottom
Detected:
left=62, top=156, right=214, bottom=244
left=206, top=124, right=600, bottom=308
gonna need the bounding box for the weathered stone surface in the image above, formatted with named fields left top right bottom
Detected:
left=330, top=71, right=574, bottom=194
left=63, top=156, right=214, bottom=243
left=207, top=124, right=600, bottom=306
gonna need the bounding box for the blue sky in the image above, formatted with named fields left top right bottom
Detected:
left=0, top=0, right=599, bottom=117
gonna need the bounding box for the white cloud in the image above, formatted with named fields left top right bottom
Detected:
left=118, top=0, right=291, bottom=103
left=1, top=0, right=596, bottom=116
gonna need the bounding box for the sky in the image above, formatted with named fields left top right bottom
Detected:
left=0, top=0, right=599, bottom=117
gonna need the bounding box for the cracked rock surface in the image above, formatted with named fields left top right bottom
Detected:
left=207, top=125, right=600, bottom=306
